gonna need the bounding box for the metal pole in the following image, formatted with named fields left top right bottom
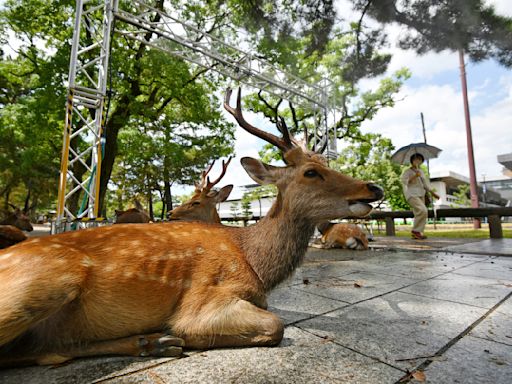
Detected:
left=458, top=49, right=481, bottom=229
left=420, top=112, right=429, bottom=174
left=482, top=174, right=487, bottom=207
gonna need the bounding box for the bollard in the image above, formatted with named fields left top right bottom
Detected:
left=488, top=215, right=503, bottom=239
left=385, top=217, right=396, bottom=236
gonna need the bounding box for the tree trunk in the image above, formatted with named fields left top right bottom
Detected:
left=147, top=173, right=154, bottom=221
left=98, top=99, right=130, bottom=215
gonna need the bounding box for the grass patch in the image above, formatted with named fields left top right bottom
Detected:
left=392, top=229, right=512, bottom=239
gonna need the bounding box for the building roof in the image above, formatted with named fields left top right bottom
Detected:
left=429, top=170, right=470, bottom=188
left=498, top=153, right=512, bottom=171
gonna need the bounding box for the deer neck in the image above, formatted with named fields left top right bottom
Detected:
left=239, top=193, right=315, bottom=291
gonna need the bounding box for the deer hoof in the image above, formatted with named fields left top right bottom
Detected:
left=137, top=333, right=184, bottom=357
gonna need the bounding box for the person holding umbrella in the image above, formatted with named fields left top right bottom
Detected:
left=392, top=143, right=442, bottom=240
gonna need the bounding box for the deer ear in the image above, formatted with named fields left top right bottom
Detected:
left=115, top=210, right=123, bottom=216
left=215, top=185, right=233, bottom=202
left=241, top=157, right=281, bottom=185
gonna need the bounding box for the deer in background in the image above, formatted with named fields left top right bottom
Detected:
left=317, top=222, right=369, bottom=250
left=168, top=157, right=233, bottom=223
left=0, top=88, right=383, bottom=367
left=0, top=204, right=33, bottom=249
left=0, top=204, right=34, bottom=232
left=114, top=200, right=151, bottom=224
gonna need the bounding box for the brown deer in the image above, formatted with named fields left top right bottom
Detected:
left=0, top=88, right=383, bottom=367
left=0, top=205, right=33, bottom=249
left=168, top=158, right=233, bottom=223
left=317, top=222, right=369, bottom=250
left=0, top=205, right=34, bottom=232
left=114, top=200, right=151, bottom=224
left=0, top=226, right=28, bottom=250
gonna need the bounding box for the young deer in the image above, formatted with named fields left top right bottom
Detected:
left=114, top=200, right=151, bottom=224
left=0, top=88, right=383, bottom=367
left=168, top=158, right=233, bottom=223
left=317, top=222, right=369, bottom=250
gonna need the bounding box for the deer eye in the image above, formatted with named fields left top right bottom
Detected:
left=192, top=201, right=201, bottom=206
left=304, top=169, right=320, bottom=178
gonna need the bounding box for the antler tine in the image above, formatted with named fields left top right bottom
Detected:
left=196, top=160, right=216, bottom=191
left=8, top=203, right=18, bottom=211
left=276, top=116, right=293, bottom=148
left=205, top=156, right=232, bottom=191
left=224, top=88, right=294, bottom=153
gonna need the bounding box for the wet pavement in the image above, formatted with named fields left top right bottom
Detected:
left=1, top=238, right=511, bottom=383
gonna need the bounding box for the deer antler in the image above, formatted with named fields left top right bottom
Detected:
left=205, top=157, right=232, bottom=192
left=224, top=88, right=294, bottom=153
left=196, top=160, right=216, bottom=191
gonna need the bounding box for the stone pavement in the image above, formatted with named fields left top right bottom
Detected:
left=1, top=239, right=511, bottom=384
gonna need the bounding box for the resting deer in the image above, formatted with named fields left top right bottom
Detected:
left=0, top=226, right=28, bottom=250
left=317, top=222, right=369, bottom=250
left=0, top=88, right=383, bottom=367
left=0, top=205, right=33, bottom=249
left=0, top=205, right=34, bottom=232
left=114, top=200, right=151, bottom=223
left=168, top=158, right=233, bottom=223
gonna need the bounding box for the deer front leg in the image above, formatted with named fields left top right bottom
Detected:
left=173, top=299, right=284, bottom=349
left=0, top=333, right=184, bottom=368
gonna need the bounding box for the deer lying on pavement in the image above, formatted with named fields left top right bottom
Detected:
left=168, top=157, right=233, bottom=223
left=0, top=88, right=383, bottom=367
left=0, top=225, right=28, bottom=249
left=317, top=222, right=369, bottom=250
left=0, top=205, right=33, bottom=249
left=114, top=200, right=151, bottom=223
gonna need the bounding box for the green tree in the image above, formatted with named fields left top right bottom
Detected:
left=0, top=0, right=434, bottom=220
left=241, top=185, right=277, bottom=219
left=229, top=201, right=240, bottom=219
left=353, top=0, right=512, bottom=66
left=452, top=184, right=471, bottom=207
left=240, top=196, right=253, bottom=219
left=331, top=133, right=408, bottom=211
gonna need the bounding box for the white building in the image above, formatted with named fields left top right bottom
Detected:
left=430, top=171, right=508, bottom=209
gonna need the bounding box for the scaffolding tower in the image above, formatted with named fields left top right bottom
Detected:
left=55, top=0, right=337, bottom=232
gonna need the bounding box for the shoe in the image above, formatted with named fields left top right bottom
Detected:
left=411, top=231, right=427, bottom=240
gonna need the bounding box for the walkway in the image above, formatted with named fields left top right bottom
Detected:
left=1, top=239, right=511, bottom=383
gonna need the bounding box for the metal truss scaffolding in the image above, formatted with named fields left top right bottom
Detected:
left=56, top=0, right=337, bottom=232
left=56, top=0, right=114, bottom=232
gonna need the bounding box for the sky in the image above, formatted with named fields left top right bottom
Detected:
left=193, top=0, right=512, bottom=199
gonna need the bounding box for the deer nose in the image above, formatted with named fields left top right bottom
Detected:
left=367, top=183, right=384, bottom=200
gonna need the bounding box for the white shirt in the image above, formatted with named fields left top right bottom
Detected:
left=401, top=168, right=432, bottom=200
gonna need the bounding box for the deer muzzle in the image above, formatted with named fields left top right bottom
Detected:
left=348, top=183, right=384, bottom=217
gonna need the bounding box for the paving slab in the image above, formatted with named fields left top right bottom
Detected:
left=267, top=285, right=349, bottom=325
left=443, top=238, right=512, bottom=256
left=469, top=303, right=512, bottom=346
left=448, top=259, right=512, bottom=282
left=421, top=336, right=512, bottom=384
left=370, top=236, right=482, bottom=252
left=297, top=291, right=488, bottom=371
left=292, top=271, right=419, bottom=304
left=400, top=272, right=512, bottom=309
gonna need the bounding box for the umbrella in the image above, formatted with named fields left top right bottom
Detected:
left=391, top=142, right=442, bottom=165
